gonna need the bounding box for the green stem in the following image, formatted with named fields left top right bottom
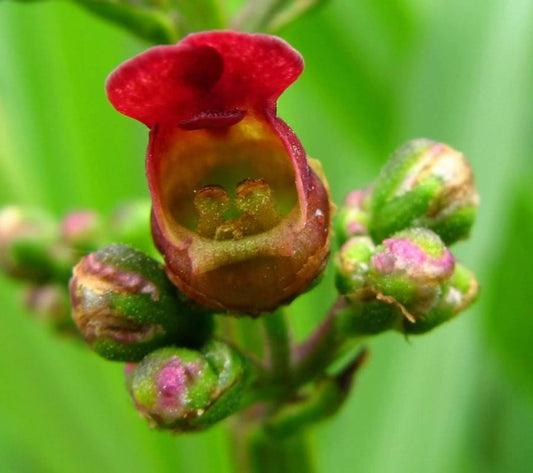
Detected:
left=230, top=419, right=315, bottom=473
left=232, top=302, right=363, bottom=473
left=292, top=298, right=362, bottom=386
left=237, top=316, right=266, bottom=360
left=242, top=300, right=364, bottom=407
left=262, top=310, right=291, bottom=382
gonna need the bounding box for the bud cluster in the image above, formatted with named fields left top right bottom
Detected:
left=67, top=243, right=250, bottom=431
left=334, top=139, right=479, bottom=335
left=0, top=201, right=154, bottom=333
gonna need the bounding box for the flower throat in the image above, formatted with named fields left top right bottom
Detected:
left=194, top=178, right=281, bottom=240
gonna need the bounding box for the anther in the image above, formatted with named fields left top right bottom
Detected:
left=235, top=179, right=280, bottom=235
left=194, top=185, right=230, bottom=238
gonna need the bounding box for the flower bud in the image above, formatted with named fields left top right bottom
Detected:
left=402, top=262, right=479, bottom=334
left=0, top=206, right=71, bottom=283
left=335, top=237, right=404, bottom=335
left=370, top=139, right=479, bottom=245
left=368, top=228, right=455, bottom=322
left=23, top=284, right=76, bottom=334
left=334, top=236, right=375, bottom=296
left=70, top=244, right=213, bottom=361
left=61, top=210, right=104, bottom=253
left=335, top=188, right=372, bottom=245
left=127, top=341, right=249, bottom=431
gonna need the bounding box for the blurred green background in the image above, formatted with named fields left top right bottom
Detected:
left=1, top=0, right=533, bottom=472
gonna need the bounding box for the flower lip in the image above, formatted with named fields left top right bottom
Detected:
left=106, top=31, right=303, bottom=129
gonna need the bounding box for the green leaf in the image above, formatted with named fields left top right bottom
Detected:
left=74, top=0, right=179, bottom=44
left=15, top=0, right=227, bottom=44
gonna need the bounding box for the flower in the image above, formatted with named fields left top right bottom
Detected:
left=61, top=210, right=103, bottom=253
left=106, top=31, right=331, bottom=314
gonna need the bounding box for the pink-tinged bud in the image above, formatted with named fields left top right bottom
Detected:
left=61, top=210, right=103, bottom=252
left=0, top=206, right=71, bottom=283
left=23, top=284, right=75, bottom=334
left=335, top=236, right=375, bottom=295
left=106, top=31, right=331, bottom=315
left=335, top=188, right=372, bottom=244
left=369, top=228, right=455, bottom=321
left=334, top=239, right=402, bottom=335
left=127, top=341, right=249, bottom=431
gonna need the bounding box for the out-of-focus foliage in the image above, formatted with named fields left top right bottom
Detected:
left=486, top=178, right=533, bottom=401
left=1, top=0, right=533, bottom=472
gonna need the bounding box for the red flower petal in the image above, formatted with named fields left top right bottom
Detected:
left=106, top=31, right=303, bottom=128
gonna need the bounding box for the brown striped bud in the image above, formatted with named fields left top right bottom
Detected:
left=70, top=244, right=213, bottom=361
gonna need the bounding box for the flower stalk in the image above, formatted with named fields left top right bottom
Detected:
left=231, top=421, right=315, bottom=473
left=262, top=310, right=291, bottom=382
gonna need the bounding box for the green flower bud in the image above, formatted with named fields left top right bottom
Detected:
left=127, top=341, right=249, bottom=431
left=403, top=262, right=479, bottom=334
left=370, top=139, right=479, bottom=245
left=0, top=206, right=71, bottom=283
left=335, top=237, right=403, bottom=335
left=70, top=244, right=213, bottom=361
left=368, top=228, right=455, bottom=322
left=335, top=188, right=372, bottom=245
left=334, top=236, right=375, bottom=295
